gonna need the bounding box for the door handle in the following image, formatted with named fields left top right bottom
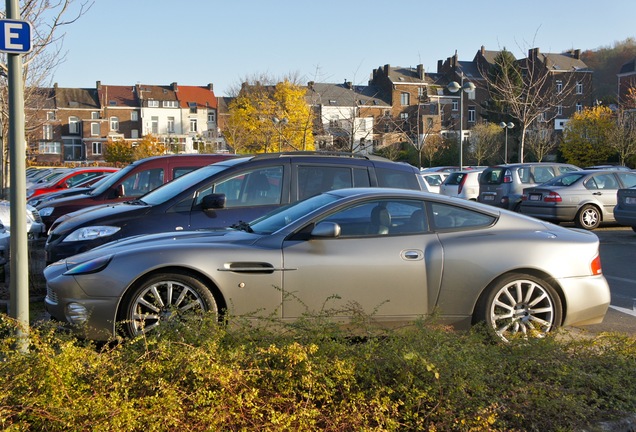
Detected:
left=401, top=250, right=423, bottom=260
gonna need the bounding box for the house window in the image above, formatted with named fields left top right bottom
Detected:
left=163, top=100, right=178, bottom=108
left=189, top=102, right=197, bottom=114
left=148, top=100, right=159, bottom=107
left=556, top=80, right=563, bottom=94
left=538, top=112, right=546, bottom=122
left=151, top=116, right=159, bottom=134
left=576, top=81, right=583, bottom=94
left=329, top=117, right=340, bottom=128
left=43, top=124, right=53, bottom=140
left=69, top=116, right=80, bottom=134
left=417, top=87, right=424, bottom=98
left=47, top=111, right=55, bottom=121
left=91, top=111, right=100, bottom=119
left=131, top=111, right=139, bottom=121
left=207, top=111, right=216, bottom=123
left=131, top=129, right=139, bottom=139
left=91, top=122, right=100, bottom=136
left=190, top=118, right=198, bottom=132
left=452, top=100, right=458, bottom=111
left=400, top=92, right=410, bottom=106
left=400, top=112, right=409, bottom=121
left=557, top=105, right=563, bottom=115
left=468, top=107, right=476, bottom=123
left=576, top=102, right=583, bottom=113
left=39, top=142, right=61, bottom=154
left=167, top=117, right=175, bottom=133
left=92, top=142, right=102, bottom=155
left=110, top=116, right=119, bottom=131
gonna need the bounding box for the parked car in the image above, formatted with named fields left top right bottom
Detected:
left=520, top=169, right=636, bottom=229
left=27, top=167, right=120, bottom=198
left=0, top=200, right=46, bottom=238
left=44, top=152, right=425, bottom=264
left=584, top=165, right=632, bottom=171
left=26, top=168, right=70, bottom=188
left=478, top=163, right=581, bottom=211
left=0, top=223, right=9, bottom=277
left=439, top=169, right=484, bottom=200
left=27, top=173, right=114, bottom=208
left=44, top=187, right=611, bottom=342
left=613, top=185, right=636, bottom=232
left=37, top=154, right=234, bottom=230
left=419, top=172, right=448, bottom=194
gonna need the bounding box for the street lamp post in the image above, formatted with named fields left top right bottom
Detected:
left=447, top=74, right=475, bottom=169
left=272, top=117, right=288, bottom=152
left=499, top=122, right=514, bottom=163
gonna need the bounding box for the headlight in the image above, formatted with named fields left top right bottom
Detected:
left=64, top=254, right=112, bottom=275
left=39, top=207, right=54, bottom=217
left=63, top=226, right=121, bottom=242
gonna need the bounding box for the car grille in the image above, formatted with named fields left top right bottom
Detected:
left=46, top=285, right=58, bottom=304
left=31, top=208, right=43, bottom=224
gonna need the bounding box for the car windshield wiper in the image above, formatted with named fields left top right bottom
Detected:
left=231, top=220, right=253, bottom=233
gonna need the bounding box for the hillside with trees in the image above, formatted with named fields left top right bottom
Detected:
left=582, top=37, right=636, bottom=104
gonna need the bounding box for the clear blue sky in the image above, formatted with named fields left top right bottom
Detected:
left=52, top=0, right=636, bottom=97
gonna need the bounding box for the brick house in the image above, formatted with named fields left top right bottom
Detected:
left=617, top=58, right=636, bottom=109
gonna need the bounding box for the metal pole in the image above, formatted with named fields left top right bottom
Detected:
left=459, top=74, right=463, bottom=170
left=6, top=0, right=30, bottom=349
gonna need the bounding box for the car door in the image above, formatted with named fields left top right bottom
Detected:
left=188, top=164, right=288, bottom=229
left=281, top=198, right=442, bottom=321
left=585, top=172, right=621, bottom=218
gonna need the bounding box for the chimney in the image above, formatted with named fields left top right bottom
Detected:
left=307, top=81, right=314, bottom=90
left=96, top=81, right=101, bottom=90
left=344, top=80, right=353, bottom=89
left=207, top=83, right=213, bottom=91
left=437, top=60, right=443, bottom=73
left=171, top=82, right=178, bottom=91
left=417, top=64, right=424, bottom=79
left=384, top=64, right=390, bottom=75
left=573, top=49, right=581, bottom=59
left=529, top=47, right=540, bottom=58
left=481, top=45, right=485, bottom=55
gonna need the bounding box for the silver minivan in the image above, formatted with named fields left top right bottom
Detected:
left=478, top=163, right=581, bottom=211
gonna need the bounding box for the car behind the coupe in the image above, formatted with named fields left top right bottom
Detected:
left=44, top=188, right=610, bottom=343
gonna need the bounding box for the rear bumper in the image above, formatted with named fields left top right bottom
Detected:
left=558, top=275, right=611, bottom=326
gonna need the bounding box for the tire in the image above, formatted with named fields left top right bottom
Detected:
left=575, top=204, right=601, bottom=230
left=476, top=273, right=562, bottom=342
left=121, top=271, right=219, bottom=337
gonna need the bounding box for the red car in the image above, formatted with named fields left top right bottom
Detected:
left=27, top=167, right=120, bottom=198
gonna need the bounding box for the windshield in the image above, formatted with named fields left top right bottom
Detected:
left=542, top=172, right=585, bottom=187
left=90, top=163, right=137, bottom=196
left=140, top=161, right=245, bottom=205
left=249, top=193, right=341, bottom=235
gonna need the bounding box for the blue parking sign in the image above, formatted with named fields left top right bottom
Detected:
left=0, top=19, right=32, bottom=54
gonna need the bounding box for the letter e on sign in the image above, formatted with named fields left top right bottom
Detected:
left=0, top=19, right=32, bottom=54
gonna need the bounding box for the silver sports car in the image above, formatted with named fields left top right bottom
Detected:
left=44, top=188, right=611, bottom=342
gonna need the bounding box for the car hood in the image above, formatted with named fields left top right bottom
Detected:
left=52, top=202, right=148, bottom=233
left=37, top=192, right=92, bottom=210
left=62, top=228, right=262, bottom=269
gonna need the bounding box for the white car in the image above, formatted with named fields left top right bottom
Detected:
left=440, top=169, right=485, bottom=201
left=419, top=172, right=448, bottom=194
left=0, top=200, right=47, bottom=239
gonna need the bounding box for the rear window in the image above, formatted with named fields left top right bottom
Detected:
left=444, top=173, right=465, bottom=186
left=480, top=168, right=504, bottom=185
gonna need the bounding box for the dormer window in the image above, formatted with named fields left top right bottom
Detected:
left=189, top=102, right=197, bottom=114
left=148, top=100, right=159, bottom=108
left=163, top=101, right=178, bottom=108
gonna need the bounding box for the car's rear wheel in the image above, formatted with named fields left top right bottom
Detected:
left=575, top=204, right=601, bottom=230
left=476, top=273, right=562, bottom=342
left=121, top=271, right=219, bottom=338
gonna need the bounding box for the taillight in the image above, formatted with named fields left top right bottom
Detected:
left=590, top=254, right=602, bottom=275
left=457, top=174, right=468, bottom=194
left=503, top=169, right=512, bottom=183
left=543, top=192, right=562, bottom=202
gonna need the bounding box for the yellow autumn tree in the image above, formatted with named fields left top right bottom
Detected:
left=225, top=79, right=314, bottom=154
left=104, top=135, right=166, bottom=164
left=133, top=134, right=167, bottom=160
left=561, top=106, right=615, bottom=167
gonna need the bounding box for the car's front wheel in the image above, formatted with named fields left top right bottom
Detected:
left=575, top=204, right=601, bottom=230
left=121, top=271, right=219, bottom=338
left=476, top=273, right=562, bottom=342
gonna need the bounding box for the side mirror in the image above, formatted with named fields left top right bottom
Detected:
left=115, top=184, right=125, bottom=198
left=311, top=221, right=341, bottom=238
left=202, top=193, right=226, bottom=211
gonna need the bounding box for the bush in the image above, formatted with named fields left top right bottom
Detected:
left=0, top=313, right=635, bottom=431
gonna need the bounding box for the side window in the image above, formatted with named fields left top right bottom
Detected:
left=430, top=202, right=496, bottom=230
left=173, top=166, right=201, bottom=179
left=532, top=167, right=555, bottom=183
left=120, top=168, right=164, bottom=197
left=517, top=167, right=532, bottom=183
left=297, top=166, right=355, bottom=201
left=588, top=174, right=618, bottom=190
left=559, top=165, right=579, bottom=174
left=198, top=166, right=283, bottom=208
left=617, top=172, right=636, bottom=188
left=375, top=167, right=420, bottom=190
left=318, top=199, right=427, bottom=237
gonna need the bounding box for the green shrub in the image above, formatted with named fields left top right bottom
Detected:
left=0, top=312, right=635, bottom=431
